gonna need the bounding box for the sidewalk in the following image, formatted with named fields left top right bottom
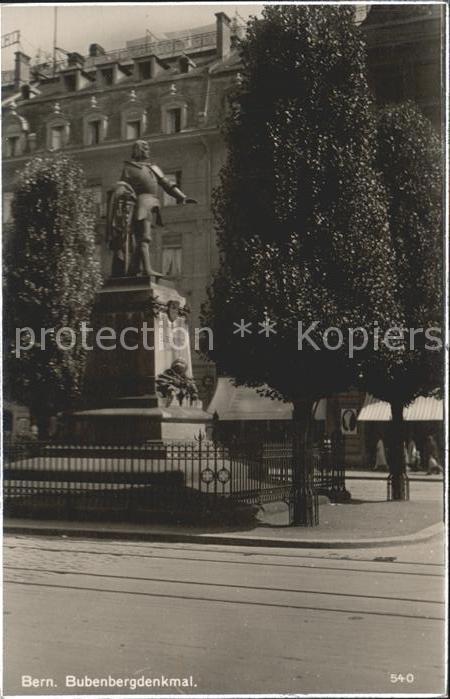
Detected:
left=4, top=490, right=444, bottom=549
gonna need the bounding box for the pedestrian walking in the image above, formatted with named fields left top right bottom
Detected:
left=425, top=434, right=443, bottom=475
left=373, top=435, right=388, bottom=471
left=407, top=438, right=420, bottom=471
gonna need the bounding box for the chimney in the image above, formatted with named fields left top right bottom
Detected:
left=14, top=51, right=31, bottom=89
left=89, top=43, right=106, bottom=58
left=67, top=52, right=85, bottom=68
left=215, top=12, right=231, bottom=60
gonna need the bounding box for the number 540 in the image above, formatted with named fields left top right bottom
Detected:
left=390, top=673, right=415, bottom=683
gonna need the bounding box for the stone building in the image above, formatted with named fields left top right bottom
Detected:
left=2, top=6, right=444, bottom=454
left=362, top=4, right=443, bottom=129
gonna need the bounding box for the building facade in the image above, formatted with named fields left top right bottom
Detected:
left=2, top=12, right=243, bottom=404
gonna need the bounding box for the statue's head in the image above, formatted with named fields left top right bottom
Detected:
left=172, top=358, right=188, bottom=376
left=132, top=139, right=150, bottom=161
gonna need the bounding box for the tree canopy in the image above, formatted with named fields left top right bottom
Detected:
left=202, top=5, right=401, bottom=405
left=362, top=102, right=443, bottom=406
left=3, top=153, right=102, bottom=428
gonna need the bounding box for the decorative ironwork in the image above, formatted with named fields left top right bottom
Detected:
left=2, top=436, right=346, bottom=522
left=200, top=468, right=215, bottom=484
left=217, top=468, right=231, bottom=484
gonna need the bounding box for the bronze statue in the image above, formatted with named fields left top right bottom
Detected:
left=107, top=140, right=196, bottom=276
left=156, top=358, right=199, bottom=406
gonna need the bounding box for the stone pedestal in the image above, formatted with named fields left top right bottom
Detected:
left=67, top=276, right=211, bottom=443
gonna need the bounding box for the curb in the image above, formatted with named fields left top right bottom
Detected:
left=3, top=521, right=444, bottom=549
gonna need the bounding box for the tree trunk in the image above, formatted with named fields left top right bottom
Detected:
left=34, top=407, right=51, bottom=441
left=291, top=399, right=318, bottom=526
left=389, top=399, right=409, bottom=501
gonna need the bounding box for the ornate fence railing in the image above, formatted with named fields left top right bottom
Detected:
left=2, top=437, right=347, bottom=518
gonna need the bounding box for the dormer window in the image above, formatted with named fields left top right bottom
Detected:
left=102, top=67, right=114, bottom=86
left=64, top=74, right=77, bottom=92
left=96, top=62, right=128, bottom=87
left=133, top=54, right=169, bottom=83
left=178, top=55, right=196, bottom=74
left=60, top=55, right=94, bottom=93
left=139, top=60, right=152, bottom=81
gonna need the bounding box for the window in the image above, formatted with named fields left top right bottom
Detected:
left=88, top=120, right=101, bottom=145
left=162, top=233, right=182, bottom=277
left=64, top=74, right=77, bottom=92
left=167, top=108, right=181, bottom=134
left=102, top=67, right=114, bottom=86
left=83, top=105, right=108, bottom=147
left=6, top=136, right=19, bottom=158
left=87, top=185, right=104, bottom=218
left=139, top=61, right=152, bottom=81
left=120, top=96, right=146, bottom=141
left=162, top=171, right=182, bottom=207
left=162, top=246, right=182, bottom=278
left=161, top=98, right=187, bottom=134
left=126, top=119, right=141, bottom=140
left=46, top=107, right=70, bottom=151
left=3, top=106, right=29, bottom=158
left=2, top=192, right=14, bottom=223
left=51, top=125, right=65, bottom=150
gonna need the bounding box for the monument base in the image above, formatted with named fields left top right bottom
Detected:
left=67, top=404, right=211, bottom=444
left=66, top=276, right=211, bottom=444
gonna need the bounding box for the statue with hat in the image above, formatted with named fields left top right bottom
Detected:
left=107, top=140, right=197, bottom=277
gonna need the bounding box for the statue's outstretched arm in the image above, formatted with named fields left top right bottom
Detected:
left=149, top=164, right=197, bottom=204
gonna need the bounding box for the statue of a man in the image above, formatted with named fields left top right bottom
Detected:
left=107, top=140, right=196, bottom=276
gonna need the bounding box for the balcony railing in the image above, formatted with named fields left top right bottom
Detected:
left=1, top=30, right=218, bottom=84
left=85, top=30, right=217, bottom=67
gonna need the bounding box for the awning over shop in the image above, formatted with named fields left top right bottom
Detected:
left=357, top=395, right=443, bottom=422
left=207, top=378, right=326, bottom=421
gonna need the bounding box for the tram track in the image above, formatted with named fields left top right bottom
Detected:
left=4, top=564, right=444, bottom=605
left=4, top=542, right=444, bottom=577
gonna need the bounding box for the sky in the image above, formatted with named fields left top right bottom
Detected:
left=0, top=3, right=263, bottom=71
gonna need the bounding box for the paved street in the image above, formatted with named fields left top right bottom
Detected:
left=3, top=533, right=446, bottom=695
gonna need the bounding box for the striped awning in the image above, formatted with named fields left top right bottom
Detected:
left=357, top=395, right=443, bottom=422
left=208, top=378, right=326, bottom=421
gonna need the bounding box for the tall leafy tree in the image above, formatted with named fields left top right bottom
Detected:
left=361, top=103, right=443, bottom=498
left=3, top=153, right=102, bottom=435
left=202, top=6, right=401, bottom=524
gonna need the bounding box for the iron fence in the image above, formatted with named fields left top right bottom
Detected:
left=2, top=437, right=346, bottom=518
